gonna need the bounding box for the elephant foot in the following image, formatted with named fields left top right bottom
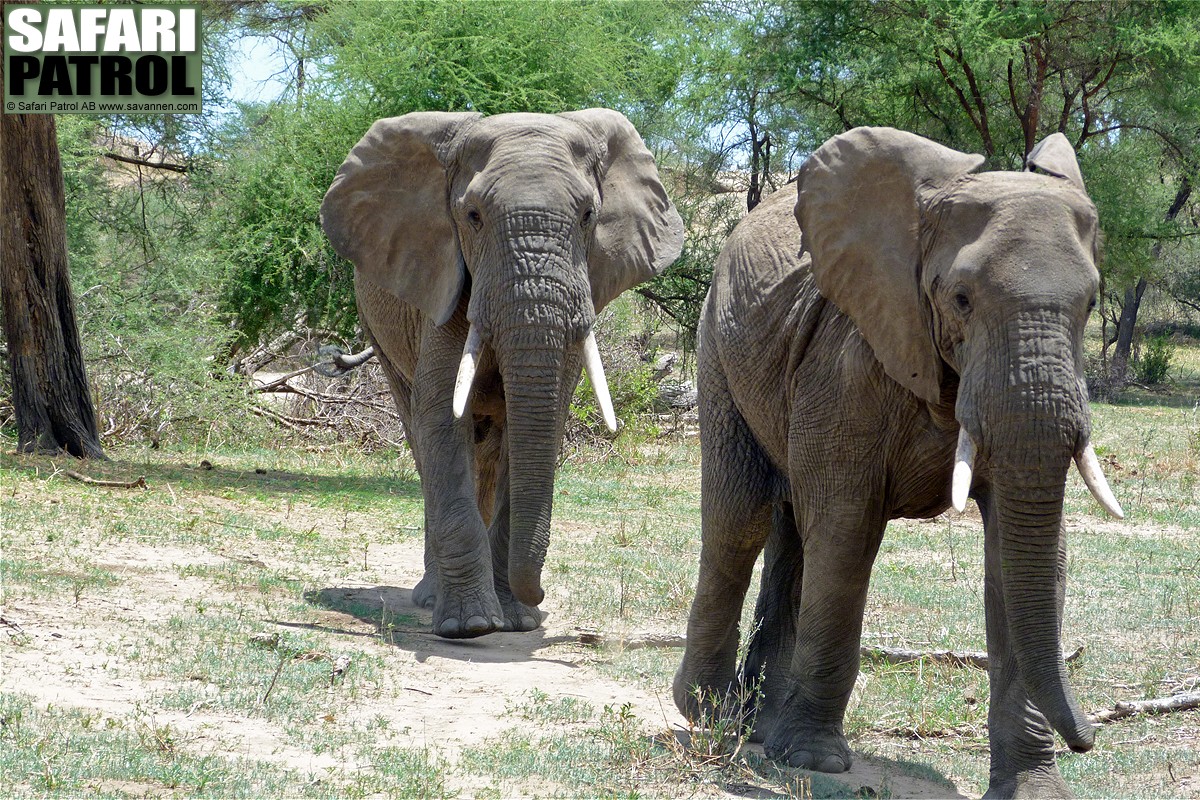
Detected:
left=983, top=766, right=1073, bottom=799
left=765, top=723, right=853, bottom=773
left=412, top=572, right=437, bottom=609
left=432, top=591, right=504, bottom=639
left=496, top=589, right=544, bottom=632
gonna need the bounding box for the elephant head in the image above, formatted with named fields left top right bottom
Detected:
left=795, top=127, right=1121, bottom=754
left=320, top=110, right=683, bottom=607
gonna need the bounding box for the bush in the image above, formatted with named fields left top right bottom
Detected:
left=1134, top=333, right=1175, bottom=385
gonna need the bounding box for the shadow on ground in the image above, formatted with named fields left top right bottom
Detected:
left=301, top=585, right=580, bottom=665
left=0, top=450, right=422, bottom=502
left=659, top=729, right=967, bottom=799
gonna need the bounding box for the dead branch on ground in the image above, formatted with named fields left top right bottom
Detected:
left=1089, top=692, right=1200, bottom=725
left=577, top=629, right=686, bottom=650
left=859, top=644, right=1084, bottom=670
left=63, top=469, right=147, bottom=489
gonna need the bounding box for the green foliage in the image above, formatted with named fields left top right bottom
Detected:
left=208, top=99, right=368, bottom=347
left=1135, top=333, right=1175, bottom=385
left=311, top=0, right=686, bottom=121
left=572, top=365, right=661, bottom=440
left=55, top=118, right=262, bottom=447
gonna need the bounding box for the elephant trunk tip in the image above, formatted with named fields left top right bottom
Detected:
left=1063, top=720, right=1095, bottom=753
left=509, top=567, right=545, bottom=607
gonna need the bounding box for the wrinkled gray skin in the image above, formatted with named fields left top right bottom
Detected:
left=321, top=110, right=682, bottom=639
left=674, top=128, right=1106, bottom=798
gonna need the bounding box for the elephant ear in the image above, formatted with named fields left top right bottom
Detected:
left=1025, top=132, right=1085, bottom=191
left=559, top=109, right=684, bottom=313
left=795, top=127, right=984, bottom=404
left=321, top=112, right=482, bottom=326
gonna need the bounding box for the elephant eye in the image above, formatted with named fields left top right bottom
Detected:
left=465, top=208, right=483, bottom=231
left=580, top=207, right=595, bottom=228
left=954, top=292, right=972, bottom=313
left=1087, top=296, right=1097, bottom=312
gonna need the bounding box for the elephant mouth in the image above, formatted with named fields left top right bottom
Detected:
left=950, top=427, right=1123, bottom=519
left=451, top=321, right=617, bottom=432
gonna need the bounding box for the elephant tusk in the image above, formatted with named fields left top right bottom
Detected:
left=582, top=330, right=618, bottom=433
left=452, top=324, right=483, bottom=419
left=951, top=428, right=975, bottom=513
left=1075, top=443, right=1125, bottom=520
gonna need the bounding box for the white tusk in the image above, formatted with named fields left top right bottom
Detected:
left=582, top=330, right=618, bottom=433
left=1075, top=443, right=1125, bottom=520
left=951, top=428, right=975, bottom=513
left=452, top=324, right=483, bottom=419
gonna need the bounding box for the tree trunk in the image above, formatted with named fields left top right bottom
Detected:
left=1107, top=276, right=1146, bottom=387
left=745, top=90, right=771, bottom=213
left=0, top=110, right=106, bottom=459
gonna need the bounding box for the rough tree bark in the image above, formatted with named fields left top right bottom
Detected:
left=1, top=104, right=106, bottom=457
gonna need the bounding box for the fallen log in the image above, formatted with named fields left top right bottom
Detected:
left=1089, top=692, right=1200, bottom=725
left=577, top=630, right=686, bottom=650
left=860, top=644, right=1084, bottom=670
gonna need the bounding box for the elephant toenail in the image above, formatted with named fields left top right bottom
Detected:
left=788, top=750, right=814, bottom=768
left=465, top=615, right=491, bottom=633
left=817, top=754, right=849, bottom=773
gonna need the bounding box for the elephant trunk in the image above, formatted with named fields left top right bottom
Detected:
left=496, top=319, right=573, bottom=607
left=474, top=211, right=595, bottom=607
left=483, top=214, right=592, bottom=602
left=961, top=314, right=1095, bottom=752
left=991, top=476, right=1094, bottom=752
left=501, top=335, right=566, bottom=606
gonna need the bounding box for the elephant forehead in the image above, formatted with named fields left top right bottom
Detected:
left=927, top=174, right=1099, bottom=266
left=458, top=114, right=598, bottom=168
left=945, top=173, right=1097, bottom=227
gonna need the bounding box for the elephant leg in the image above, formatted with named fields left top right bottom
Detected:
left=410, top=322, right=504, bottom=639
left=484, top=430, right=542, bottom=632
left=741, top=501, right=803, bottom=743
left=977, top=485, right=1073, bottom=799
left=367, top=340, right=439, bottom=611
left=763, top=500, right=886, bottom=774
left=474, top=416, right=501, bottom=527
left=404, top=428, right=440, bottom=609
left=674, top=362, right=777, bottom=723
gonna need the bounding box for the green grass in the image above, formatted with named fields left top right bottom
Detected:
left=0, top=693, right=333, bottom=798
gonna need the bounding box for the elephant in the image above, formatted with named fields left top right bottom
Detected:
left=673, top=127, right=1123, bottom=798
left=321, top=109, right=683, bottom=639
